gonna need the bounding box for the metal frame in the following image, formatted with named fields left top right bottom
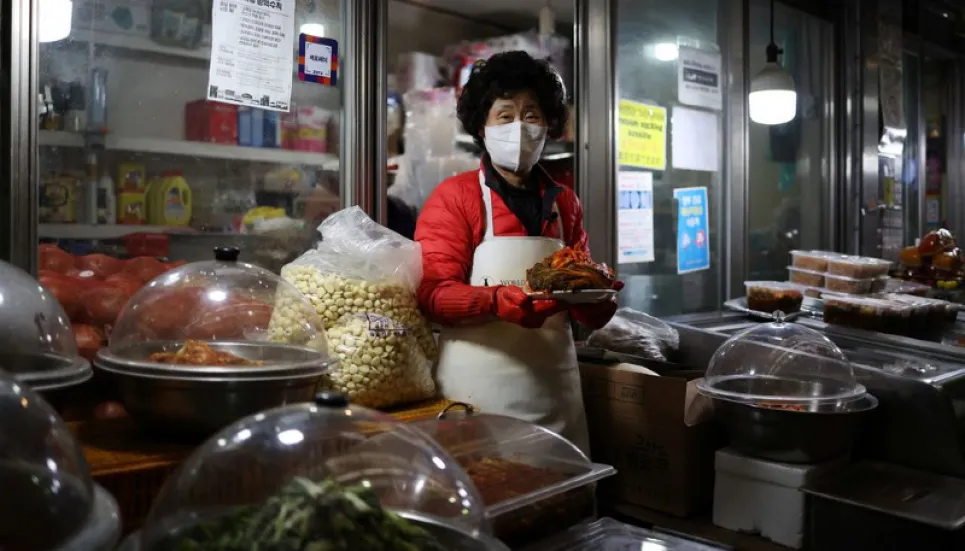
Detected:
left=2, top=0, right=39, bottom=272
left=341, top=0, right=388, bottom=224
left=724, top=0, right=749, bottom=299
left=575, top=0, right=615, bottom=265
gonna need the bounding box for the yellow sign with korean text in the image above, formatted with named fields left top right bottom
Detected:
left=618, top=99, right=667, bottom=170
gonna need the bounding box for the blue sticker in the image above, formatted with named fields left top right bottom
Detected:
left=673, top=186, right=710, bottom=274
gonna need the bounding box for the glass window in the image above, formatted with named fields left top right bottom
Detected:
left=37, top=0, right=341, bottom=273
left=614, top=0, right=722, bottom=316
left=746, top=0, right=834, bottom=280
left=902, top=51, right=920, bottom=248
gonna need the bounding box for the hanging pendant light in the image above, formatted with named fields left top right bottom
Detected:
left=748, top=0, right=796, bottom=125
left=39, top=0, right=72, bottom=43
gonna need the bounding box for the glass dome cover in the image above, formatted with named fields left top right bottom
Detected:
left=140, top=392, right=492, bottom=550
left=99, top=247, right=328, bottom=376
left=0, top=368, right=94, bottom=549
left=697, top=318, right=865, bottom=406
left=0, top=258, right=89, bottom=391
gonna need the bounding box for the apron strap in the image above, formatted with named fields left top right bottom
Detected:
left=478, top=170, right=496, bottom=240
left=478, top=168, right=564, bottom=241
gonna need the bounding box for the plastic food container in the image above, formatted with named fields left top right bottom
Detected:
left=826, top=255, right=893, bottom=278
left=0, top=258, right=92, bottom=392
left=412, top=404, right=616, bottom=548
left=790, top=250, right=837, bottom=272
left=824, top=273, right=875, bottom=294
left=823, top=295, right=917, bottom=335
left=882, top=278, right=932, bottom=296
left=788, top=266, right=826, bottom=287
left=524, top=517, right=730, bottom=550
left=744, top=281, right=805, bottom=314
left=94, top=246, right=332, bottom=437
left=0, top=369, right=121, bottom=550
left=695, top=319, right=876, bottom=463
left=870, top=276, right=890, bottom=293
left=130, top=392, right=504, bottom=550
left=884, top=293, right=961, bottom=326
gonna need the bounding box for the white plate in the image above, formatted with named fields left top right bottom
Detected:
left=528, top=289, right=618, bottom=304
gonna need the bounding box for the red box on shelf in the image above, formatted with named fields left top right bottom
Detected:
left=185, top=100, right=238, bottom=144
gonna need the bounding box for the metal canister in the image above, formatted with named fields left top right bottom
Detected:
left=88, top=68, right=108, bottom=133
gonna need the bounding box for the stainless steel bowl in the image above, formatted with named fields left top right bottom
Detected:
left=712, top=389, right=879, bottom=464
left=1, top=353, right=92, bottom=392
left=95, top=341, right=331, bottom=438
left=119, top=511, right=508, bottom=551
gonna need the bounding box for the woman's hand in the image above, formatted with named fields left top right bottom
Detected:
left=569, top=281, right=624, bottom=330
left=492, top=286, right=565, bottom=329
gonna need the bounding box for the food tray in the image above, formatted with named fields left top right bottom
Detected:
left=528, top=289, right=617, bottom=304
left=523, top=517, right=733, bottom=550
left=412, top=408, right=617, bottom=548
left=825, top=273, right=875, bottom=294
left=744, top=281, right=805, bottom=314
left=826, top=255, right=893, bottom=278
left=790, top=250, right=837, bottom=272
left=788, top=266, right=826, bottom=287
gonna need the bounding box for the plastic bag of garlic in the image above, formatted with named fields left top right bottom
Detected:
left=271, top=207, right=438, bottom=407
left=322, top=313, right=435, bottom=408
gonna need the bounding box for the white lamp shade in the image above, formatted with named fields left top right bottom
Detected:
left=39, top=0, right=72, bottom=43
left=749, top=62, right=797, bottom=125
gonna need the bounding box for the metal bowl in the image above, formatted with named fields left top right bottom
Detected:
left=94, top=341, right=331, bottom=438
left=710, top=377, right=879, bottom=464
left=119, top=511, right=509, bottom=551
left=1, top=353, right=92, bottom=393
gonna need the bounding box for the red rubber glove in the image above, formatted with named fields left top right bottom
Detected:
left=570, top=281, right=624, bottom=330
left=492, top=286, right=566, bottom=329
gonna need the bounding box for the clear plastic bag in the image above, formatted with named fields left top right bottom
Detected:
left=278, top=207, right=437, bottom=362
left=323, top=313, right=435, bottom=408
left=586, top=308, right=679, bottom=362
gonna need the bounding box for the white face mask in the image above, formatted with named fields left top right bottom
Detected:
left=484, top=121, right=547, bottom=173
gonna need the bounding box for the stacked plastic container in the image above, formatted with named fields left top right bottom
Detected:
left=788, top=250, right=892, bottom=295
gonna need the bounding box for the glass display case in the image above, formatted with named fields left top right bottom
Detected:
left=94, top=246, right=331, bottom=436
left=0, top=257, right=91, bottom=392
left=412, top=404, right=616, bottom=548
left=0, top=369, right=120, bottom=550
left=133, top=392, right=507, bottom=550
left=31, top=0, right=342, bottom=270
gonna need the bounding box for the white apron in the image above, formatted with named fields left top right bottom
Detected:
left=434, top=171, right=590, bottom=454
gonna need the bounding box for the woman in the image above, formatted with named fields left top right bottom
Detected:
left=415, top=51, right=619, bottom=453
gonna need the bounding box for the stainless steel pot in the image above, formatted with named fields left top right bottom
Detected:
left=95, top=341, right=331, bottom=438
left=712, top=390, right=879, bottom=464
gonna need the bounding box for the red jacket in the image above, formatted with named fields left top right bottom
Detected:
left=415, top=166, right=611, bottom=329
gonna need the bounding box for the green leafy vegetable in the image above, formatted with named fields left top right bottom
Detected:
left=168, top=478, right=448, bottom=551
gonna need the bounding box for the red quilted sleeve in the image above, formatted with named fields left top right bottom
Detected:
left=416, top=177, right=497, bottom=326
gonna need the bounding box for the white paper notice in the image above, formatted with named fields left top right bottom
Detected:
left=208, top=0, right=295, bottom=112
left=678, top=46, right=722, bottom=111
left=617, top=171, right=655, bottom=265
left=304, top=41, right=333, bottom=79
left=672, top=106, right=720, bottom=172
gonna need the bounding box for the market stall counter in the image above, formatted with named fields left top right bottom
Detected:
left=118, top=392, right=506, bottom=550
left=70, top=398, right=460, bottom=533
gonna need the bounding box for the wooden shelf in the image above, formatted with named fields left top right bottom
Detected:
left=39, top=131, right=339, bottom=170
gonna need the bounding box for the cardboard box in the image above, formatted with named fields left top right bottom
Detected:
left=580, top=361, right=723, bottom=517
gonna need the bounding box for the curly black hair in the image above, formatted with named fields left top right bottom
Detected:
left=456, top=51, right=567, bottom=149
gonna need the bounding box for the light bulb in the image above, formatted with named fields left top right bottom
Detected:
left=39, top=0, right=72, bottom=43
left=749, top=61, right=797, bottom=125
left=653, top=42, right=679, bottom=62
left=300, top=23, right=325, bottom=37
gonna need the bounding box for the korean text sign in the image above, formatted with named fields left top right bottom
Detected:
left=673, top=187, right=710, bottom=274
